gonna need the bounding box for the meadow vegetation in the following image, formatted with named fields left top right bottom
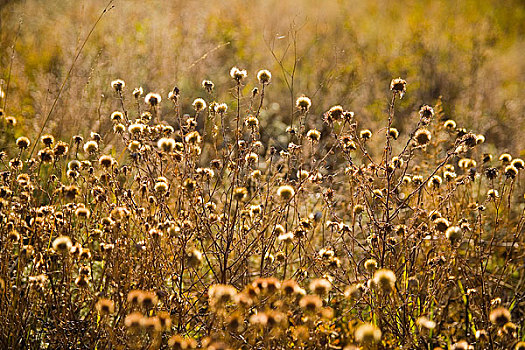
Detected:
left=0, top=0, right=524, bottom=349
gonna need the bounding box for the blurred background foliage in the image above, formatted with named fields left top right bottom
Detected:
left=1, top=0, right=524, bottom=156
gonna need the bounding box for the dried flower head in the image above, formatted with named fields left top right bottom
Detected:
left=16, top=137, right=30, bottom=149
left=364, top=258, right=378, bottom=272
left=306, top=129, right=321, bottom=142
left=192, top=98, right=206, bottom=112
left=355, top=323, right=382, bottom=344
left=215, top=103, right=228, bottom=114
left=202, top=79, right=214, bottom=92
left=299, top=294, right=322, bottom=312
left=41, top=134, right=55, bottom=147
left=444, top=119, right=457, bottom=130
left=132, top=86, right=143, bottom=98
left=111, top=79, right=125, bottom=92
left=158, top=137, right=176, bottom=153
left=414, top=128, right=432, bottom=146
left=230, top=67, right=247, bottom=81
left=445, top=226, right=462, bottom=243
left=95, top=298, right=115, bottom=315
left=257, top=69, right=272, bottom=84
left=309, top=278, right=332, bottom=295
left=296, top=95, right=312, bottom=111
left=83, top=140, right=99, bottom=154
left=489, top=307, right=511, bottom=327
left=145, top=92, right=161, bottom=106
left=390, top=77, right=407, bottom=98
left=52, top=236, right=72, bottom=254
left=372, top=269, right=396, bottom=292
left=277, top=185, right=295, bottom=201
left=233, top=187, right=248, bottom=201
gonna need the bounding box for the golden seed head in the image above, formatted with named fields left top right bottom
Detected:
left=157, top=137, right=176, bottom=153
left=111, top=79, right=125, bottom=92
left=364, top=258, right=378, bottom=272
left=372, top=268, right=396, bottom=292
left=489, top=307, right=511, bottom=327
left=192, top=98, right=206, bottom=112
left=277, top=185, right=295, bottom=201
left=111, top=111, right=123, bottom=122
left=145, top=92, right=161, bottom=106
left=95, top=298, right=115, bottom=315
left=504, top=165, right=518, bottom=178
left=389, top=128, right=399, bottom=140
left=202, top=79, right=214, bottom=92
left=257, top=69, right=272, bottom=84
left=355, top=323, right=382, bottom=344
left=52, top=236, right=72, bottom=253
left=230, top=66, right=247, bottom=81
left=233, top=187, right=248, bottom=201
left=511, top=158, right=524, bottom=170
left=419, top=105, right=434, bottom=120
left=414, top=128, right=432, bottom=146
left=98, top=155, right=114, bottom=168
left=309, top=278, right=332, bottom=295
left=445, top=226, right=462, bottom=243
left=296, top=95, right=312, bottom=111
left=360, top=129, right=372, bottom=140
left=75, top=207, right=90, bottom=218
left=185, top=131, right=201, bottom=145
left=390, top=77, right=407, bottom=97
left=215, top=103, right=228, bottom=114
left=132, top=86, right=143, bottom=98
left=299, top=294, right=322, bottom=312
left=499, top=153, right=512, bottom=163
left=306, top=129, right=321, bottom=142
left=83, top=140, right=99, bottom=154
left=245, top=116, right=259, bottom=128
left=16, top=137, right=30, bottom=149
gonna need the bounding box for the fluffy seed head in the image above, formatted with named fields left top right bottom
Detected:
left=111, top=79, right=125, bottom=92
left=83, top=140, right=99, bottom=154
left=145, top=92, right=161, bottom=106
left=296, top=95, right=312, bottom=111
left=215, top=103, right=228, bottom=114
left=445, top=226, right=462, bottom=243
left=364, top=258, right=378, bottom=272
left=306, top=129, right=321, bottom=142
left=414, top=128, right=432, bottom=146
left=157, top=137, right=176, bottom=152
left=192, top=98, right=206, bottom=112
left=372, top=269, right=396, bottom=292
left=111, top=111, right=123, bottom=122
left=444, top=119, right=457, bottom=130
left=95, top=298, right=115, bottom=315
left=233, top=187, right=248, bottom=201
left=16, top=137, right=30, bottom=149
left=230, top=67, right=247, bottom=81
left=489, top=307, right=511, bottom=327
left=202, top=79, right=214, bottom=92
left=52, top=236, right=72, bottom=253
left=132, top=87, right=143, bottom=98
left=390, top=77, right=407, bottom=97
left=360, top=129, right=372, bottom=140
left=99, top=155, right=114, bottom=168
left=309, top=278, right=332, bottom=295
left=257, top=69, right=272, bottom=84
left=299, top=295, right=322, bottom=312
left=277, top=185, right=295, bottom=201
left=504, top=165, right=518, bottom=178
left=355, top=323, right=382, bottom=344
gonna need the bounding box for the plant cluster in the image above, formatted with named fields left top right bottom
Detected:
left=0, top=70, right=523, bottom=349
